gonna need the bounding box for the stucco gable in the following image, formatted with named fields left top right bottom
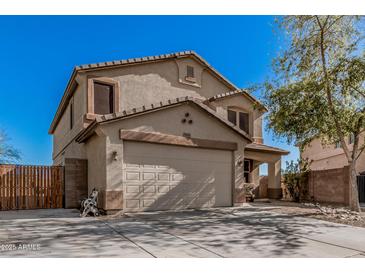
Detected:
left=75, top=96, right=252, bottom=144
left=207, top=89, right=268, bottom=112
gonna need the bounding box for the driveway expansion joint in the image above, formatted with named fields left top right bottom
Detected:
left=101, top=220, right=157, bottom=258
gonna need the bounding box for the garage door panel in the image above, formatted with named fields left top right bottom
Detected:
left=157, top=185, right=170, bottom=193
left=125, top=199, right=140, bottom=209
left=142, top=172, right=155, bottom=180
left=125, top=154, right=231, bottom=167
left=125, top=144, right=230, bottom=158
left=157, top=173, right=169, bottom=181
left=125, top=171, right=140, bottom=181
left=123, top=142, right=232, bottom=212
left=126, top=185, right=140, bottom=193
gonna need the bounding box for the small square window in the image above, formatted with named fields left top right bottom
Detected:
left=187, top=66, right=194, bottom=78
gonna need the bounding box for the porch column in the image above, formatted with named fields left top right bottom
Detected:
left=268, top=158, right=282, bottom=199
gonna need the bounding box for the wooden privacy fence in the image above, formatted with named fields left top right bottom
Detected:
left=0, top=165, right=64, bottom=210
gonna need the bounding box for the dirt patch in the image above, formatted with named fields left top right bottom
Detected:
left=253, top=200, right=365, bottom=228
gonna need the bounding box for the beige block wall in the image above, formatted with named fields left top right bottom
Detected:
left=64, top=158, right=88, bottom=208
left=308, top=167, right=350, bottom=205
left=97, top=103, right=249, bottom=208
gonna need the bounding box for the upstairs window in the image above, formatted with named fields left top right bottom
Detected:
left=186, top=65, right=195, bottom=78
left=227, top=109, right=250, bottom=134
left=227, top=109, right=237, bottom=125
left=94, top=82, right=114, bottom=115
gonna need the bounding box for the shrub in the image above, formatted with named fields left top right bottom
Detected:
left=283, top=159, right=309, bottom=202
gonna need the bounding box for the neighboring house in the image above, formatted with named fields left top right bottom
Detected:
left=49, top=51, right=289, bottom=212
left=301, top=134, right=365, bottom=173
left=301, top=134, right=365, bottom=205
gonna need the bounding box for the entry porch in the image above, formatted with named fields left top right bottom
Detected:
left=244, top=143, right=289, bottom=199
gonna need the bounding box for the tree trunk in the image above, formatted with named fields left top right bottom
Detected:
left=349, top=162, right=360, bottom=212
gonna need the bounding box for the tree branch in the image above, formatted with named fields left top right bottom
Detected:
left=325, top=16, right=345, bottom=32
left=351, top=119, right=362, bottom=162
left=350, top=84, right=365, bottom=99
left=356, top=144, right=365, bottom=161
left=315, top=15, right=352, bottom=162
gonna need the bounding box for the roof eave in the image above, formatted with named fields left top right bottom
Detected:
left=245, top=147, right=290, bottom=155
left=208, top=89, right=268, bottom=112
left=48, top=68, right=78, bottom=134
left=75, top=120, right=98, bottom=143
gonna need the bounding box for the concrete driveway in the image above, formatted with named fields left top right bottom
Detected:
left=0, top=205, right=365, bottom=257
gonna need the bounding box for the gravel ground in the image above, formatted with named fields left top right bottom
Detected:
left=253, top=200, right=365, bottom=228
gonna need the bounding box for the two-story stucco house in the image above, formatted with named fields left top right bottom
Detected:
left=49, top=51, right=289, bottom=212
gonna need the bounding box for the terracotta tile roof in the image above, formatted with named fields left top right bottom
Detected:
left=207, top=89, right=245, bottom=101
left=76, top=96, right=253, bottom=143
left=76, top=51, right=226, bottom=84
left=206, top=89, right=267, bottom=111
left=245, top=142, right=290, bottom=155
left=49, top=50, right=265, bottom=134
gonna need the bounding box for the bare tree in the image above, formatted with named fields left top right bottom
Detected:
left=0, top=129, right=21, bottom=164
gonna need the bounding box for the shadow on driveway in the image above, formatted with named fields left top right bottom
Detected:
left=1, top=206, right=364, bottom=257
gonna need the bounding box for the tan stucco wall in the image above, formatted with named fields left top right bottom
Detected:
left=52, top=77, right=87, bottom=163
left=96, top=103, right=249, bottom=201
left=210, top=95, right=264, bottom=142
left=302, top=135, right=365, bottom=173
left=83, top=58, right=231, bottom=112
left=52, top=57, right=232, bottom=164
left=85, top=132, right=107, bottom=194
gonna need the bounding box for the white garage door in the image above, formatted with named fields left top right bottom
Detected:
left=123, top=141, right=232, bottom=212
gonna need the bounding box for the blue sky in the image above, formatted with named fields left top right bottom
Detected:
left=0, top=16, right=298, bottom=173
